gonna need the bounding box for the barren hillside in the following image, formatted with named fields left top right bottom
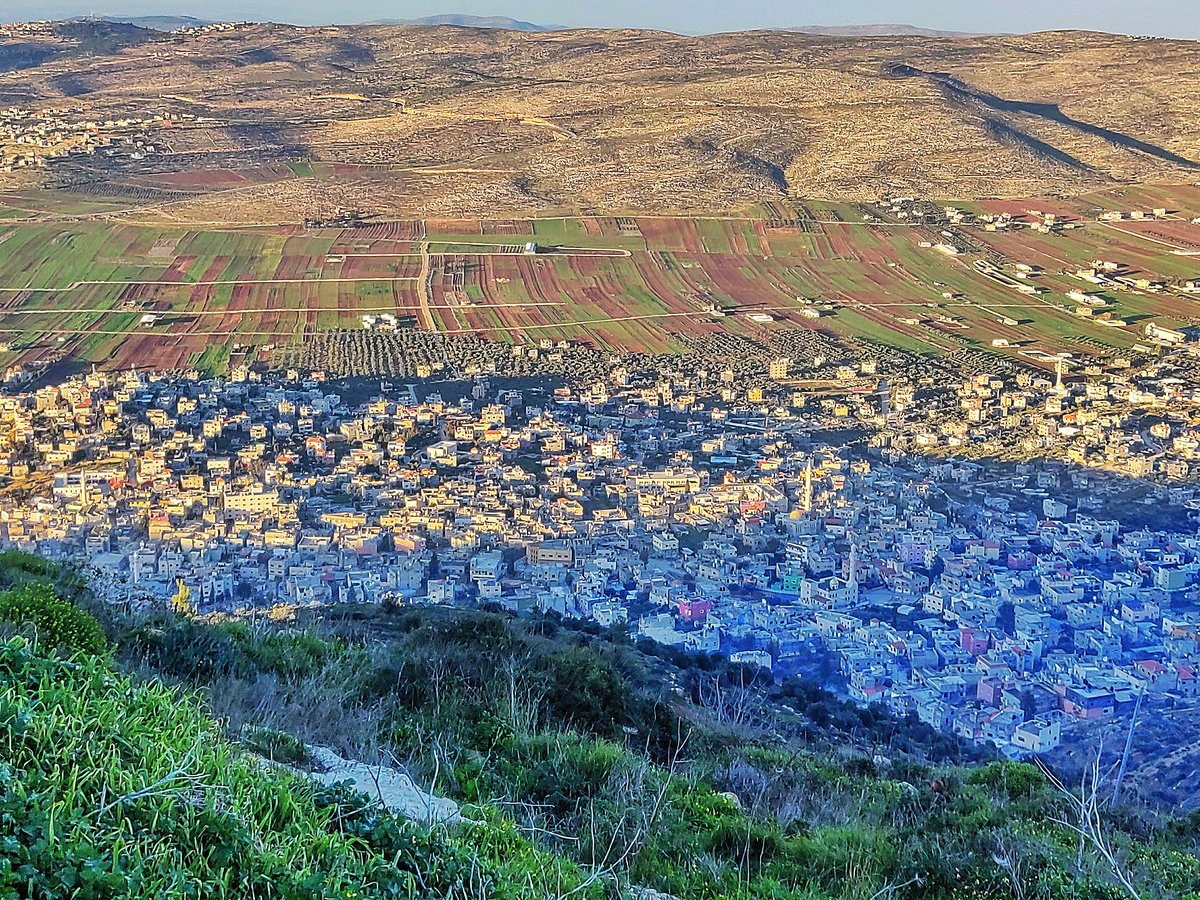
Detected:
left=2, top=22, right=1198, bottom=217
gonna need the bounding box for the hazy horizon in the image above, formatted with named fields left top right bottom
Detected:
left=2, top=0, right=1199, bottom=39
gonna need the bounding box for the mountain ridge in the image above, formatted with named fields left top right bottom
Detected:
left=781, top=23, right=979, bottom=38
left=362, top=14, right=565, bottom=31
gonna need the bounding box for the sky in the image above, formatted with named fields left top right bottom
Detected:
left=4, top=0, right=1199, bottom=39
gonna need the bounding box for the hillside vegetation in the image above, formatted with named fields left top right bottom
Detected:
left=2, top=555, right=1200, bottom=898
left=0, top=635, right=598, bottom=898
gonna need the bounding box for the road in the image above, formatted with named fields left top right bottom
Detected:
left=1100, top=220, right=1200, bottom=255
left=0, top=276, right=421, bottom=294
left=0, top=301, right=564, bottom=317
left=416, top=240, right=435, bottom=332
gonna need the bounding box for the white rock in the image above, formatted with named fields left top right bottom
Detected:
left=302, top=745, right=466, bottom=826
left=630, top=888, right=680, bottom=900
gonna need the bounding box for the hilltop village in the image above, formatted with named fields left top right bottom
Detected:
left=0, top=105, right=172, bottom=173
left=2, top=351, right=1200, bottom=762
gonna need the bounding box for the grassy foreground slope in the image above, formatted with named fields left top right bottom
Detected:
left=2, top=557, right=1200, bottom=898
left=0, top=634, right=598, bottom=899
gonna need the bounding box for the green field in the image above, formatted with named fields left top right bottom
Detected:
left=0, top=193, right=1196, bottom=373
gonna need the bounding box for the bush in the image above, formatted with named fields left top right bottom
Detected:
left=123, top=616, right=348, bottom=682
left=0, top=583, right=106, bottom=655
left=458, top=732, right=628, bottom=814
left=966, top=760, right=1047, bottom=801
left=242, top=725, right=312, bottom=767
left=0, top=548, right=56, bottom=582
left=222, top=622, right=345, bottom=679
left=123, top=614, right=242, bottom=679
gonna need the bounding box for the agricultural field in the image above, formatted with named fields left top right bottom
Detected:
left=0, top=189, right=1198, bottom=376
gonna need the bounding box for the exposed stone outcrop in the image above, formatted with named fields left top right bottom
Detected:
left=279, top=745, right=468, bottom=826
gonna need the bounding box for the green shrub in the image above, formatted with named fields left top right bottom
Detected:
left=796, top=824, right=896, bottom=890
left=966, top=760, right=1046, bottom=800
left=0, top=583, right=106, bottom=655
left=0, top=548, right=56, bottom=582
left=221, top=622, right=342, bottom=680
left=125, top=614, right=242, bottom=679
left=458, top=731, right=627, bottom=814
left=241, top=726, right=312, bottom=767
left=124, top=616, right=349, bottom=682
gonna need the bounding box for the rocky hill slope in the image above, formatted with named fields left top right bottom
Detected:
left=1, top=23, right=1198, bottom=215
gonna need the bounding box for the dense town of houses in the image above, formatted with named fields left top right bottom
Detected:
left=0, top=105, right=182, bottom=172
left=1, top=351, right=1200, bottom=761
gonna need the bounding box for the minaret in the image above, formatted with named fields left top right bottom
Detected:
left=847, top=537, right=859, bottom=602
left=1054, top=356, right=1068, bottom=396
left=802, top=459, right=814, bottom=514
